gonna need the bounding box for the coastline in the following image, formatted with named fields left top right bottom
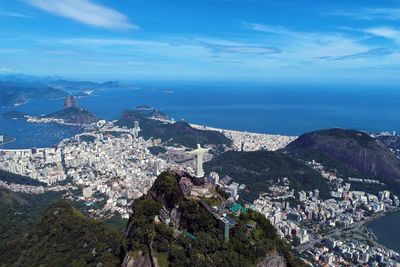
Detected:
left=26, top=116, right=90, bottom=127
left=1, top=113, right=296, bottom=154
left=366, top=208, right=400, bottom=253
left=190, top=123, right=297, bottom=151
left=151, top=116, right=296, bottom=151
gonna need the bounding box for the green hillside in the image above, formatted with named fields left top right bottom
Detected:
left=285, top=128, right=400, bottom=195
left=118, top=109, right=232, bottom=149
left=204, top=150, right=330, bottom=201
left=1, top=198, right=124, bottom=267
left=125, top=171, right=305, bottom=267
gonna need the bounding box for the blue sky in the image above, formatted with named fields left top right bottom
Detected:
left=1, top=0, right=400, bottom=83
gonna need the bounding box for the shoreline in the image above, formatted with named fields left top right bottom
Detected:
left=189, top=122, right=297, bottom=151
left=1, top=114, right=296, bottom=153
left=26, top=116, right=90, bottom=127
left=298, top=207, right=400, bottom=256
left=365, top=208, right=400, bottom=253
left=153, top=116, right=295, bottom=137
left=189, top=122, right=297, bottom=138
left=152, top=116, right=297, bottom=151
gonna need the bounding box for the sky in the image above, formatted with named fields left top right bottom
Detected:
left=1, top=0, right=400, bottom=83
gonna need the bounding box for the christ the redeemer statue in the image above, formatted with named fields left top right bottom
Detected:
left=189, top=144, right=210, bottom=178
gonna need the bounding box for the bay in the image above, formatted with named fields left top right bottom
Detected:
left=1, top=82, right=400, bottom=149
left=367, top=212, right=400, bottom=253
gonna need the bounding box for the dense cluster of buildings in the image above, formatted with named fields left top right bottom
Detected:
left=62, top=128, right=168, bottom=219
left=0, top=121, right=170, bottom=219
left=0, top=147, right=66, bottom=184
left=251, top=160, right=400, bottom=266
left=306, top=233, right=400, bottom=266
left=0, top=180, right=71, bottom=194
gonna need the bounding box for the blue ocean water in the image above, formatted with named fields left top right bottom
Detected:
left=367, top=212, right=400, bottom=253
left=1, top=82, right=400, bottom=149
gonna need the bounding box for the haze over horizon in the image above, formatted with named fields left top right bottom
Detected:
left=1, top=0, right=400, bottom=84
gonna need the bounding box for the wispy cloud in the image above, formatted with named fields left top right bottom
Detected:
left=60, top=38, right=167, bottom=47
left=326, top=8, right=400, bottom=21
left=245, top=23, right=295, bottom=36
left=0, top=11, right=33, bottom=18
left=364, top=27, right=400, bottom=43
left=246, top=22, right=368, bottom=58
left=243, top=21, right=400, bottom=74
left=26, top=0, right=137, bottom=30
left=318, top=48, right=393, bottom=61
left=59, top=36, right=281, bottom=58
left=0, top=67, right=17, bottom=73
left=196, top=38, right=281, bottom=55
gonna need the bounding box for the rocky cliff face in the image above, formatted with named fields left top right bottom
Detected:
left=256, top=252, right=287, bottom=267
left=122, top=251, right=153, bottom=267
left=64, top=95, right=79, bottom=108
left=286, top=128, right=400, bottom=180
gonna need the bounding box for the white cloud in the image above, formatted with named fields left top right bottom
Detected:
left=326, top=8, right=400, bottom=21
left=60, top=38, right=167, bottom=47
left=26, top=0, right=137, bottom=30
left=246, top=22, right=368, bottom=58
left=245, top=23, right=295, bottom=36
left=53, top=37, right=210, bottom=60
left=194, top=37, right=281, bottom=55
left=0, top=11, right=33, bottom=18
left=364, top=27, right=400, bottom=43
left=0, top=67, right=16, bottom=73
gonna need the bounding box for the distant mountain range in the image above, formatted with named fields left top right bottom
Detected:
left=0, top=81, right=68, bottom=106
left=0, top=74, right=136, bottom=106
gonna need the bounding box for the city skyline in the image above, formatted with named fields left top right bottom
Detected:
left=1, top=0, right=400, bottom=83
